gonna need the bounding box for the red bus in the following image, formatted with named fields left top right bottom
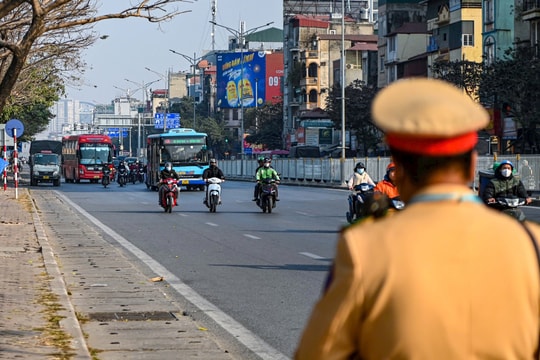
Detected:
left=62, top=134, right=114, bottom=183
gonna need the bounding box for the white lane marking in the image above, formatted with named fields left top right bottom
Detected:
left=206, top=222, right=218, bottom=227
left=300, top=252, right=326, bottom=260
left=295, top=211, right=310, bottom=216
left=177, top=213, right=189, bottom=217
left=244, top=234, right=261, bottom=240
left=56, top=192, right=288, bottom=360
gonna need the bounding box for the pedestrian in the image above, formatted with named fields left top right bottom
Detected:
left=295, top=78, right=540, bottom=359
left=522, top=159, right=535, bottom=193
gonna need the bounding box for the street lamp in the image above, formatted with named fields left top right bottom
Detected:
left=124, top=78, right=161, bottom=157
left=145, top=67, right=170, bottom=133
left=340, top=0, right=347, bottom=185
left=210, top=20, right=273, bottom=158
left=169, top=49, right=204, bottom=129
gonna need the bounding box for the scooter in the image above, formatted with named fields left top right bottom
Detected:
left=138, top=167, right=145, bottom=183
left=346, top=183, right=375, bottom=223
left=489, top=196, right=526, bottom=221
left=257, top=179, right=278, bottom=213
left=101, top=166, right=111, bottom=188
left=160, top=178, right=179, bottom=213
left=205, top=177, right=223, bottom=213
left=117, top=168, right=128, bottom=187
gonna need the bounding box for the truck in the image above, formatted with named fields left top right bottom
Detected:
left=29, top=140, right=62, bottom=186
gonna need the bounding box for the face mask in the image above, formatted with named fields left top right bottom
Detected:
left=501, top=168, right=512, bottom=178
left=356, top=168, right=365, bottom=175
left=166, top=166, right=171, bottom=171
left=264, top=163, right=270, bottom=168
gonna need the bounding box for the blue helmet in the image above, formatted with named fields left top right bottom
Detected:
left=498, top=160, right=514, bottom=170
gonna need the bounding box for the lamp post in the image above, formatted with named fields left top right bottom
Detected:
left=169, top=49, right=204, bottom=129
left=125, top=78, right=160, bottom=157
left=340, top=0, right=347, bottom=185
left=210, top=20, right=273, bottom=158
left=145, top=67, right=171, bottom=133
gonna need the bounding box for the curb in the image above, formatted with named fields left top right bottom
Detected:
left=28, top=188, right=92, bottom=359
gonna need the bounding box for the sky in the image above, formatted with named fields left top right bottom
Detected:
left=66, top=0, right=284, bottom=105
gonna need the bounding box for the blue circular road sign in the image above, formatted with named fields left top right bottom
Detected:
left=5, top=119, right=24, bottom=138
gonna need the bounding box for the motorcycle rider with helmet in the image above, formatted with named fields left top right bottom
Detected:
left=347, top=162, right=375, bottom=190
left=374, top=162, right=400, bottom=199
left=256, top=157, right=280, bottom=201
left=253, top=155, right=268, bottom=201
left=202, top=158, right=225, bottom=205
left=482, top=160, right=532, bottom=207
left=117, top=160, right=130, bottom=183
left=159, top=162, right=180, bottom=207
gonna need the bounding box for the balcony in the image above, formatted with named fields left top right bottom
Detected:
left=300, top=77, right=318, bottom=87
left=523, top=0, right=540, bottom=21
left=301, top=51, right=319, bottom=60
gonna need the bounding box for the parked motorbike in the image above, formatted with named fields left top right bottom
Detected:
left=117, top=168, right=128, bottom=187
left=346, top=183, right=375, bottom=223
left=489, top=196, right=526, bottom=221
left=256, top=178, right=279, bottom=213
left=205, top=177, right=223, bottom=213
left=160, top=178, right=179, bottom=213
left=101, top=166, right=111, bottom=188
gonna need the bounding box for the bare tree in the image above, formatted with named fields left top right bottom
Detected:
left=0, top=0, right=193, bottom=112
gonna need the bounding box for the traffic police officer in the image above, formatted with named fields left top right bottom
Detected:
left=295, top=78, right=540, bottom=359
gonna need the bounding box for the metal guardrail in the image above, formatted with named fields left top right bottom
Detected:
left=220, top=155, right=540, bottom=192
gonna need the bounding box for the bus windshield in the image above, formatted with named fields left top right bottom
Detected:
left=80, top=144, right=111, bottom=165
left=161, top=137, right=207, bottom=164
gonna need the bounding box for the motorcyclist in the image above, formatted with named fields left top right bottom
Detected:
left=202, top=158, right=225, bottom=205
left=374, top=162, right=400, bottom=199
left=117, top=161, right=129, bottom=182
left=159, top=162, right=180, bottom=207
left=483, top=160, right=532, bottom=207
left=347, top=162, right=375, bottom=190
left=256, top=157, right=280, bottom=201
left=252, top=155, right=267, bottom=201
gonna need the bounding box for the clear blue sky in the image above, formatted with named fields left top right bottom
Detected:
left=66, top=0, right=283, bottom=105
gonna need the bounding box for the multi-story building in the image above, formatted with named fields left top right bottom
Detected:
left=377, top=0, right=426, bottom=87
left=425, top=0, right=484, bottom=77
left=283, top=0, right=378, bottom=140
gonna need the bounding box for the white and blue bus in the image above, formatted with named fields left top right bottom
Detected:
left=146, top=128, right=210, bottom=191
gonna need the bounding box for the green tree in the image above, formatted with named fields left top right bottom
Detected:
left=196, top=116, right=228, bottom=158
left=325, top=80, right=380, bottom=156
left=244, top=101, right=284, bottom=150
left=479, top=46, right=540, bottom=153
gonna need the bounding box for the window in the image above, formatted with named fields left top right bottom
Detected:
left=308, top=63, right=318, bottom=78
left=463, top=34, right=473, bottom=46
left=379, top=55, right=385, bottom=72
left=484, top=0, right=494, bottom=23
left=484, top=36, right=495, bottom=65
left=308, top=90, right=318, bottom=103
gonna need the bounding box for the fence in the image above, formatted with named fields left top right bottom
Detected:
left=220, top=155, right=540, bottom=192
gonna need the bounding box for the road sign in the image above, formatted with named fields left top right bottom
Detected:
left=0, top=124, right=15, bottom=146
left=107, top=128, right=128, bottom=138
left=154, top=113, right=181, bottom=129
left=5, top=119, right=24, bottom=138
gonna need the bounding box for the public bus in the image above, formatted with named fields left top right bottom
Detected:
left=62, top=134, right=114, bottom=183
left=146, top=128, right=210, bottom=191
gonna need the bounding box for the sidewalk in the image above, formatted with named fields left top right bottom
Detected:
left=0, top=185, right=243, bottom=359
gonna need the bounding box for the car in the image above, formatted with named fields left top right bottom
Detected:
left=112, top=158, right=120, bottom=169
left=124, top=157, right=139, bottom=166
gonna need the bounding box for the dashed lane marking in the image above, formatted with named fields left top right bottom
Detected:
left=206, top=222, right=218, bottom=227
left=299, top=252, right=326, bottom=260
left=244, top=234, right=261, bottom=240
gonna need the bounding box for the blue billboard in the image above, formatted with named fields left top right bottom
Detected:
left=216, top=51, right=266, bottom=109
left=154, top=113, right=181, bottom=129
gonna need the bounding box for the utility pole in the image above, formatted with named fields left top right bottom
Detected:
left=145, top=67, right=170, bottom=133
left=169, top=49, right=204, bottom=129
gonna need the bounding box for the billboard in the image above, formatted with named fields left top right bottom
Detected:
left=217, top=51, right=267, bottom=109
left=265, top=52, right=284, bottom=103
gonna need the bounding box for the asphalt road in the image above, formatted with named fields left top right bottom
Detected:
left=45, top=179, right=348, bottom=358
left=31, top=178, right=540, bottom=359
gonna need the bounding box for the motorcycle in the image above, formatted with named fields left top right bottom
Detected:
left=489, top=196, right=526, bottom=221
left=117, top=167, right=128, bottom=187
left=130, top=168, right=138, bottom=184
left=205, top=177, right=223, bottom=213
left=346, top=183, right=375, bottom=223
left=257, top=178, right=278, bottom=213
left=160, top=178, right=179, bottom=213
left=101, top=166, right=111, bottom=188
left=138, top=167, right=145, bottom=183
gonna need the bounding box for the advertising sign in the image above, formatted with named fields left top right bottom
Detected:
left=216, top=51, right=267, bottom=109
left=266, top=52, right=284, bottom=103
